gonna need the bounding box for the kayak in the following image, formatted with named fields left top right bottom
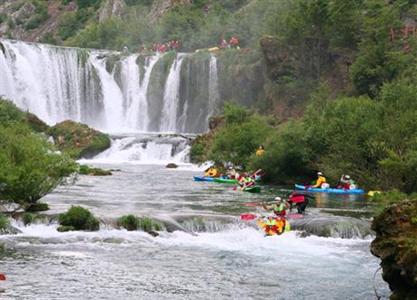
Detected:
left=295, top=184, right=365, bottom=195
left=256, top=217, right=290, bottom=236
left=242, top=186, right=261, bottom=193
left=213, top=178, right=238, bottom=184
left=194, top=176, right=215, bottom=182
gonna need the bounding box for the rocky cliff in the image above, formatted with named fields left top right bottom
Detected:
left=371, top=200, right=417, bottom=300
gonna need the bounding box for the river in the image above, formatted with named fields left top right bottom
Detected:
left=0, top=163, right=389, bottom=299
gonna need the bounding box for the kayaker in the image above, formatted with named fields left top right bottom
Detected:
left=204, top=166, right=219, bottom=177
left=338, top=174, right=356, bottom=190
left=262, top=197, right=289, bottom=217
left=312, top=172, right=327, bottom=188
left=256, top=145, right=265, bottom=156
left=261, top=216, right=286, bottom=235
left=288, top=192, right=310, bottom=214
left=227, top=167, right=237, bottom=179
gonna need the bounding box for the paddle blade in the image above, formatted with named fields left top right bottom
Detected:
left=243, top=202, right=259, bottom=207
left=0, top=273, right=6, bottom=280
left=240, top=213, right=257, bottom=221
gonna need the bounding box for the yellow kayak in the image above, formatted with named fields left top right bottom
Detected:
left=256, top=217, right=290, bottom=236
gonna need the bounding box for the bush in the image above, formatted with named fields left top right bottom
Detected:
left=207, top=103, right=272, bottom=167
left=0, top=214, right=9, bottom=231
left=25, top=0, right=49, bottom=30
left=22, top=212, right=35, bottom=226
left=0, top=124, right=77, bottom=207
left=117, top=215, right=139, bottom=231
left=58, top=206, right=100, bottom=231
left=117, top=215, right=162, bottom=232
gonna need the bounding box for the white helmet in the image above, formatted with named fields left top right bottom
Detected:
left=317, top=172, right=323, bottom=176
left=274, top=197, right=282, bottom=201
left=345, top=175, right=350, bottom=179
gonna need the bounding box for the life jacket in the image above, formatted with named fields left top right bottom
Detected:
left=205, top=168, right=218, bottom=177
left=289, top=194, right=305, bottom=203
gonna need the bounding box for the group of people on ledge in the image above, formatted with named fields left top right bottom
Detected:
left=310, top=172, right=357, bottom=190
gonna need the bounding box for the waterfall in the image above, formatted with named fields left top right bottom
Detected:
left=0, top=39, right=223, bottom=134
left=89, top=54, right=125, bottom=131
left=0, top=40, right=84, bottom=123
left=160, top=54, right=185, bottom=132
left=207, top=54, right=220, bottom=123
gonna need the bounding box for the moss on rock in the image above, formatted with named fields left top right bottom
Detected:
left=79, top=165, right=112, bottom=176
left=371, top=200, right=417, bottom=299
left=26, top=202, right=49, bottom=212
left=49, top=120, right=111, bottom=159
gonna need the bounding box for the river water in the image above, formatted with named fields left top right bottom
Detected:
left=0, top=163, right=389, bottom=299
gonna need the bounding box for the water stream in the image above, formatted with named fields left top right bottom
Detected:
left=0, top=164, right=389, bottom=299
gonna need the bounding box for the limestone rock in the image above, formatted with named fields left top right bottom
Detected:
left=371, top=200, right=417, bottom=299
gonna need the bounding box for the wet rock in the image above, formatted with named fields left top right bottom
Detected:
left=49, top=120, right=111, bottom=159
left=371, top=200, right=417, bottom=299
left=148, top=230, right=159, bottom=237
left=166, top=163, right=178, bottom=168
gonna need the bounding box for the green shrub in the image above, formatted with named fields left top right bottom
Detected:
left=22, top=213, right=35, bottom=226
left=25, top=0, right=49, bottom=30
left=208, top=104, right=272, bottom=167
left=118, top=215, right=162, bottom=232
left=0, top=123, right=77, bottom=207
left=0, top=214, right=9, bottom=231
left=137, top=217, right=162, bottom=232
left=117, top=215, right=139, bottom=231
left=0, top=99, right=25, bottom=124
left=58, top=206, right=100, bottom=231
left=76, top=0, right=102, bottom=9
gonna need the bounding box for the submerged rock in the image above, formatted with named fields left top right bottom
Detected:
left=166, top=163, right=178, bottom=168
left=371, top=200, right=417, bottom=299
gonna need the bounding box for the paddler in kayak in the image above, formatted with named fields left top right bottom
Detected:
left=238, top=175, right=255, bottom=190
left=262, top=197, right=289, bottom=217
left=204, top=166, right=219, bottom=177
left=337, top=174, right=356, bottom=190
left=227, top=166, right=237, bottom=179
left=311, top=172, right=328, bottom=188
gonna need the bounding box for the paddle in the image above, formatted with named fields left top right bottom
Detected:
left=0, top=273, right=6, bottom=281
left=240, top=213, right=258, bottom=221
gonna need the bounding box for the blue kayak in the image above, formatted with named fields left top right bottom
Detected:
left=295, top=184, right=365, bottom=195
left=194, top=176, right=215, bottom=182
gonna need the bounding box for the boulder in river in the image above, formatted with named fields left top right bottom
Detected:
left=371, top=200, right=417, bottom=299
left=166, top=163, right=178, bottom=168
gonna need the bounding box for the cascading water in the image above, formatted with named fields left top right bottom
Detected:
left=207, top=54, right=220, bottom=123
left=160, top=55, right=185, bottom=132
left=0, top=39, right=222, bottom=135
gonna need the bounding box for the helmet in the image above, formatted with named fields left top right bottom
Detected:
left=345, top=175, right=350, bottom=179
left=317, top=172, right=323, bottom=176
left=274, top=197, right=282, bottom=201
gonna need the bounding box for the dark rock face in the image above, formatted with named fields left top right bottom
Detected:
left=371, top=200, right=417, bottom=299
